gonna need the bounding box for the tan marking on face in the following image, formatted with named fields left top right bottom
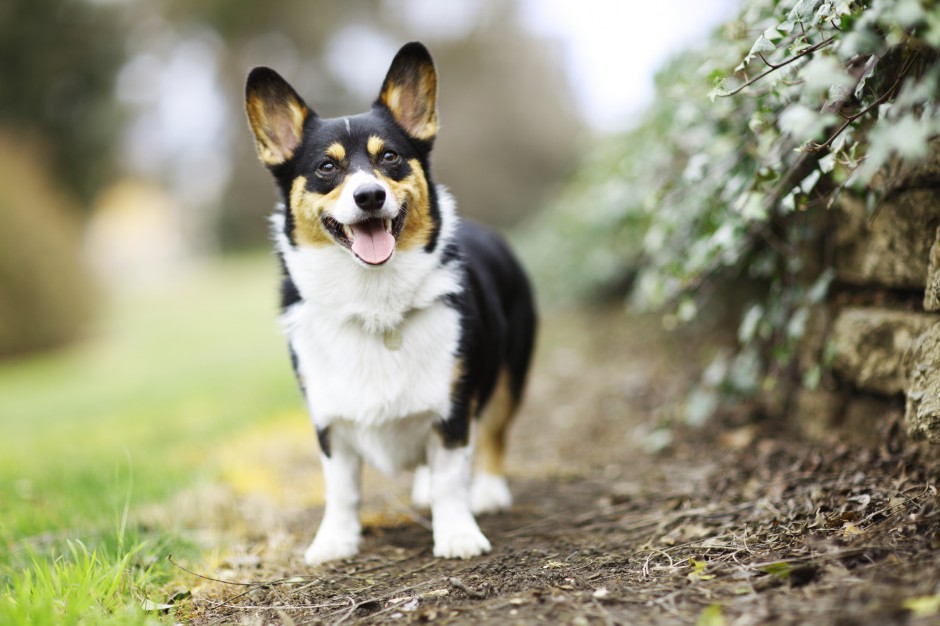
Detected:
left=367, top=135, right=385, bottom=157
left=378, top=158, right=434, bottom=251
left=325, top=142, right=346, bottom=162
left=289, top=176, right=337, bottom=247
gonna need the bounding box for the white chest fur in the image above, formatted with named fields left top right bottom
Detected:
left=273, top=190, right=463, bottom=475
left=283, top=297, right=460, bottom=425
left=281, top=273, right=461, bottom=475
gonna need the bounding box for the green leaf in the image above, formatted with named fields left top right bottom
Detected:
left=788, top=0, right=822, bottom=23
left=740, top=27, right=782, bottom=69
left=799, top=55, right=855, bottom=95
left=688, top=557, right=716, bottom=581
left=806, top=268, right=836, bottom=303
left=903, top=594, right=940, bottom=617
left=778, top=104, right=835, bottom=141
left=696, top=604, right=727, bottom=626
left=708, top=84, right=730, bottom=103
left=786, top=306, right=810, bottom=340
left=762, top=561, right=792, bottom=579
left=803, top=363, right=822, bottom=389
left=892, top=115, right=934, bottom=160
left=738, top=304, right=764, bottom=344
left=684, top=388, right=718, bottom=427
left=832, top=0, right=854, bottom=17
left=889, top=0, right=927, bottom=28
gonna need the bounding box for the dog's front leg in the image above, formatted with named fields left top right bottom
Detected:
left=304, top=439, right=362, bottom=565
left=427, top=433, right=491, bottom=559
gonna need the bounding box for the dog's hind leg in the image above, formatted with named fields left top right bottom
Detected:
left=411, top=464, right=431, bottom=509
left=471, top=369, right=515, bottom=514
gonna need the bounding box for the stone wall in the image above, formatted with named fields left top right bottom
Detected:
left=798, top=146, right=940, bottom=444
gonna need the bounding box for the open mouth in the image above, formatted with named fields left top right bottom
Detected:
left=322, top=209, right=406, bottom=265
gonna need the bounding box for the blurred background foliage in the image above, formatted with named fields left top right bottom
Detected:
left=0, top=137, right=96, bottom=356
left=0, top=0, right=125, bottom=205
left=527, top=0, right=940, bottom=418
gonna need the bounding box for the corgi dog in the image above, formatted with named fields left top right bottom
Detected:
left=245, top=42, right=536, bottom=564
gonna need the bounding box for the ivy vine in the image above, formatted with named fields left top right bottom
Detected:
left=528, top=0, right=940, bottom=421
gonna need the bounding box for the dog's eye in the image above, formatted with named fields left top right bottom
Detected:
left=381, top=150, right=400, bottom=163
left=318, top=160, right=336, bottom=174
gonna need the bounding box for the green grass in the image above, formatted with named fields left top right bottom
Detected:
left=1, top=540, right=163, bottom=626
left=0, top=254, right=302, bottom=624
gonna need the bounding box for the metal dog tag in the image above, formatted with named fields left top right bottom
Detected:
left=384, top=327, right=403, bottom=351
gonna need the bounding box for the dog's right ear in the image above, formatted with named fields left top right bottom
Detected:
left=376, top=42, right=438, bottom=142
left=245, top=67, right=311, bottom=167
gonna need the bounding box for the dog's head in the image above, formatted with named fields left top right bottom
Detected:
left=246, top=42, right=441, bottom=266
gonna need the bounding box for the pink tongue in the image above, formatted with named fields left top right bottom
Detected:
left=350, top=219, right=395, bottom=264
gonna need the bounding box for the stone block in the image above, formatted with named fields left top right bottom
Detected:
left=831, top=306, right=938, bottom=395
left=924, top=226, right=940, bottom=311
left=793, top=387, right=843, bottom=442
left=903, top=322, right=940, bottom=444
left=793, top=388, right=900, bottom=445
left=835, top=190, right=940, bottom=289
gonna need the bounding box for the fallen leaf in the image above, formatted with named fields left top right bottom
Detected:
left=719, top=425, right=757, bottom=450
left=688, top=558, right=716, bottom=582
left=762, top=562, right=791, bottom=580
left=903, top=595, right=940, bottom=617
left=696, top=604, right=726, bottom=626
left=842, top=522, right=864, bottom=537
left=848, top=493, right=871, bottom=507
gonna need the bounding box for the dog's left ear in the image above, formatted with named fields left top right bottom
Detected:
left=245, top=67, right=311, bottom=167
left=376, top=42, right=438, bottom=142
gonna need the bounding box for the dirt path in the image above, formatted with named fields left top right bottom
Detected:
left=180, top=310, right=940, bottom=625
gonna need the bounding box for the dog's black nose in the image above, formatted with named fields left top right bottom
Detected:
left=353, top=184, right=386, bottom=211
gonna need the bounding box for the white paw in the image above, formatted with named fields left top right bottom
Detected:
left=471, top=473, right=513, bottom=515
left=433, top=526, right=492, bottom=559
left=303, top=528, right=361, bottom=565
left=411, top=465, right=431, bottom=509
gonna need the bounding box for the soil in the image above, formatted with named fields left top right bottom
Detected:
left=177, top=309, right=940, bottom=626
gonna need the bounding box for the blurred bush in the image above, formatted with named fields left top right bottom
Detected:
left=0, top=136, right=96, bottom=357
left=526, top=0, right=940, bottom=407
left=0, top=0, right=124, bottom=206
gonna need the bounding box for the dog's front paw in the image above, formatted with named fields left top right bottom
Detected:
left=304, top=529, right=361, bottom=565
left=433, top=526, right=492, bottom=559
